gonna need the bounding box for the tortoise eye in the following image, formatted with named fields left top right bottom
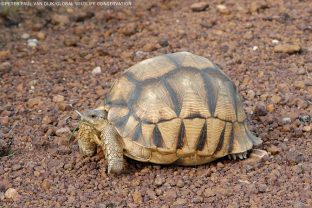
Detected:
left=91, top=115, right=96, bottom=118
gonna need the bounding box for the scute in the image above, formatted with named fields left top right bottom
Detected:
left=105, top=52, right=261, bottom=161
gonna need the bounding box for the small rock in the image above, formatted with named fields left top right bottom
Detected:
left=256, top=183, right=268, bottom=193
left=216, top=4, right=230, bottom=14
left=0, top=116, right=9, bottom=125
left=92, top=66, right=102, bottom=75
left=53, top=95, right=64, bottom=103
left=95, top=86, right=105, bottom=96
left=51, top=14, right=70, bottom=25
left=204, top=188, right=216, bottom=197
left=27, top=97, right=43, bottom=108
left=27, top=39, right=39, bottom=48
left=247, top=149, right=269, bottom=163
left=274, top=44, right=301, bottom=54
left=0, top=62, right=12, bottom=75
left=21, top=33, right=30, bottom=39
left=282, top=117, right=291, bottom=124
left=163, top=189, right=177, bottom=200
left=176, top=179, right=185, bottom=188
left=132, top=191, right=142, bottom=204
left=266, top=104, right=274, bottom=113
left=119, top=23, right=137, bottom=36
left=250, top=2, right=268, bottom=12
left=42, top=115, right=53, bottom=125
left=36, top=32, right=46, bottom=40
left=154, top=176, right=164, bottom=186
left=303, top=125, right=311, bottom=132
left=158, top=38, right=169, bottom=47
left=143, top=43, right=158, bottom=52
left=4, top=188, right=19, bottom=201
left=271, top=95, right=282, bottom=104
left=293, top=81, right=305, bottom=89
left=191, top=2, right=209, bottom=12
left=266, top=145, right=280, bottom=155
left=299, top=115, right=310, bottom=124
left=0, top=50, right=10, bottom=60
left=254, top=104, right=267, bottom=116
left=174, top=198, right=187, bottom=205
left=272, top=39, right=279, bottom=44
left=286, top=151, right=304, bottom=165
left=55, top=127, right=70, bottom=136
left=63, top=36, right=79, bottom=47
left=247, top=89, right=256, bottom=99
left=12, top=164, right=22, bottom=171
left=41, top=180, right=51, bottom=191
left=296, top=68, right=306, bottom=75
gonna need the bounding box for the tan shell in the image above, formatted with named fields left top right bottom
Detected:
left=104, top=52, right=262, bottom=165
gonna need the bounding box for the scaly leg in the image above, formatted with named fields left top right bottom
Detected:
left=101, top=123, right=124, bottom=174
left=77, top=123, right=98, bottom=156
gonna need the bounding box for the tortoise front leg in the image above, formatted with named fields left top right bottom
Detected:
left=78, top=123, right=98, bottom=156
left=101, top=123, right=124, bottom=174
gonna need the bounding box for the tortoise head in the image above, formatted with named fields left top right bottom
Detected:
left=77, top=106, right=108, bottom=133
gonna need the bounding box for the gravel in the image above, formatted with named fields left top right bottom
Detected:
left=0, top=0, right=311, bottom=207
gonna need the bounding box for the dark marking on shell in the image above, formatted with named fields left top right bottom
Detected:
left=227, top=123, right=234, bottom=153
left=177, top=121, right=185, bottom=149
left=162, top=79, right=181, bottom=116
left=214, top=122, right=226, bottom=153
left=196, top=120, right=207, bottom=151
left=201, top=71, right=218, bottom=116
left=132, top=122, right=142, bottom=141
left=153, top=125, right=164, bottom=147
left=114, top=114, right=130, bottom=130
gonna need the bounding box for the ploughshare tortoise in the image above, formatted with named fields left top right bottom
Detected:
left=77, top=52, right=262, bottom=174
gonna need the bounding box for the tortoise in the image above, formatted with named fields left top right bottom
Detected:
left=77, top=52, right=262, bottom=174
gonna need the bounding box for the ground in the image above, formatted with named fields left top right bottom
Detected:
left=0, top=0, right=311, bottom=207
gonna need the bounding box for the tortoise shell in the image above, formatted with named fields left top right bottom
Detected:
left=104, top=52, right=261, bottom=165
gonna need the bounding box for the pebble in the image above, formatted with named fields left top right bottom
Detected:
left=132, top=191, right=142, bottom=204
left=272, top=39, right=279, bottom=44
left=176, top=179, right=185, bottom=188
left=282, top=117, right=292, bottom=124
left=36, top=32, right=46, bottom=40
left=119, top=23, right=137, bottom=36
left=53, top=95, right=65, bottom=103
left=0, top=116, right=9, bottom=125
left=204, top=188, right=216, bottom=197
left=4, top=188, right=19, bottom=201
left=266, top=104, right=274, bottom=113
left=250, top=2, right=268, bottom=12
left=51, top=14, right=70, bottom=25
left=158, top=38, right=169, bottom=47
left=154, top=175, right=164, bottom=186
left=266, top=145, right=280, bottom=155
left=296, top=68, right=306, bottom=75
left=254, top=104, right=267, bottom=116
left=92, top=66, right=102, bottom=75
left=216, top=4, right=230, bottom=14
left=303, top=125, right=311, bottom=132
left=271, top=95, right=282, bottom=104
left=293, top=81, right=305, bottom=89
left=249, top=149, right=269, bottom=161
left=41, top=180, right=51, bottom=191
left=286, top=151, right=304, bottom=165
left=27, top=39, right=39, bottom=48
left=63, top=36, right=79, bottom=47
left=143, top=43, right=158, bottom=52
left=174, top=198, right=187, bottom=205
left=55, top=127, right=71, bottom=136
left=12, top=164, right=22, bottom=171
left=191, top=2, right=209, bottom=12
left=27, top=97, right=43, bottom=108
left=0, top=62, right=12, bottom=75
left=163, top=189, right=177, bottom=200
left=0, top=50, right=10, bottom=60
left=42, top=115, right=53, bottom=125
left=21, top=33, right=30, bottom=39
left=274, top=44, right=301, bottom=54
